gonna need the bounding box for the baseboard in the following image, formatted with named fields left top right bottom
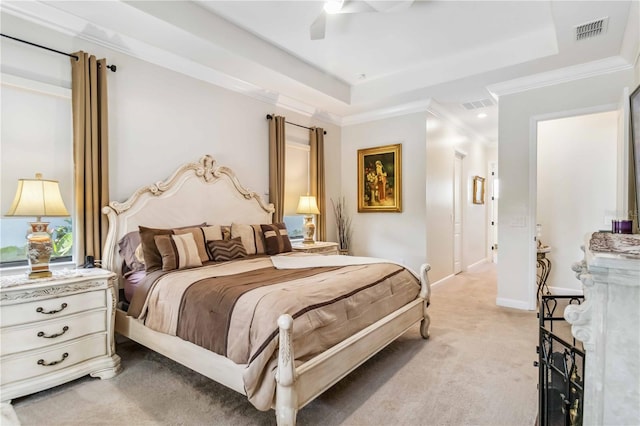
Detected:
left=496, top=297, right=532, bottom=310
left=430, top=274, right=455, bottom=287
left=547, top=286, right=583, bottom=296
left=467, top=258, right=489, bottom=269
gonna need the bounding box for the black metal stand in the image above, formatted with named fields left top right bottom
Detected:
left=537, top=250, right=552, bottom=300
left=536, top=295, right=585, bottom=426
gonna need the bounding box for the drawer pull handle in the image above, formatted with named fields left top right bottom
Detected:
left=37, top=352, right=69, bottom=367
left=36, top=303, right=68, bottom=314
left=37, top=326, right=69, bottom=339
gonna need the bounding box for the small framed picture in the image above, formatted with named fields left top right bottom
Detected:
left=357, top=144, right=402, bottom=212
left=473, top=176, right=485, bottom=204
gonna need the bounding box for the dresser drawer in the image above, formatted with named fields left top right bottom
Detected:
left=1, top=334, right=107, bottom=386
left=1, top=290, right=106, bottom=327
left=1, top=310, right=107, bottom=356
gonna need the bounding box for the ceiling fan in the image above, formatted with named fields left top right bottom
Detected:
left=310, top=0, right=415, bottom=40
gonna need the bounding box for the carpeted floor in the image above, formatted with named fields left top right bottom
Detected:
left=11, top=262, right=538, bottom=425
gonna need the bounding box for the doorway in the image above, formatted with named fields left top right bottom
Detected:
left=536, top=111, right=618, bottom=293
left=454, top=151, right=464, bottom=274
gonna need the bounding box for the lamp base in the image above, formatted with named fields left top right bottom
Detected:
left=302, top=215, right=316, bottom=244
left=29, top=270, right=53, bottom=279
left=27, top=221, right=53, bottom=279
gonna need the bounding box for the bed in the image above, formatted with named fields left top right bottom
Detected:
left=103, top=155, right=431, bottom=425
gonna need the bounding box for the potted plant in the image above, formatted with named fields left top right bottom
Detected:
left=331, top=197, right=352, bottom=255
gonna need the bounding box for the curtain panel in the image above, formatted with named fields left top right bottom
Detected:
left=71, top=51, right=110, bottom=263
left=310, top=127, right=326, bottom=241
left=268, top=115, right=286, bottom=223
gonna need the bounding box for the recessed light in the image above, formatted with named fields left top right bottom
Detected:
left=477, top=112, right=488, bottom=119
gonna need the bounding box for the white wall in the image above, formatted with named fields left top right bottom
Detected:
left=341, top=113, right=427, bottom=273
left=497, top=68, right=635, bottom=310
left=425, top=111, right=490, bottom=283
left=537, top=111, right=618, bottom=293
left=0, top=12, right=341, bottom=243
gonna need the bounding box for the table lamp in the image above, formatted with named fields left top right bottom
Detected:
left=5, top=173, right=70, bottom=278
left=296, top=195, right=320, bottom=244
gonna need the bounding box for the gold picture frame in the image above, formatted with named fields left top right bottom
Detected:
left=357, top=144, right=402, bottom=212
left=473, top=176, right=485, bottom=204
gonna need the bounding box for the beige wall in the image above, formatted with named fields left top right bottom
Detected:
left=341, top=113, right=428, bottom=273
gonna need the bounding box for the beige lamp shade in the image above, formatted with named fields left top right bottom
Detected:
left=296, top=195, right=320, bottom=215
left=5, top=173, right=70, bottom=219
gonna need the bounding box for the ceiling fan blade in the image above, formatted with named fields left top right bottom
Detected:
left=310, top=12, right=326, bottom=40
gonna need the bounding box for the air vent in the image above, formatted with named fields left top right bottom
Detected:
left=575, top=17, right=608, bottom=41
left=462, top=98, right=494, bottom=110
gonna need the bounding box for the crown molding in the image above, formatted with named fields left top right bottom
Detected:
left=341, top=99, right=433, bottom=126
left=426, top=101, right=492, bottom=146
left=487, top=56, right=633, bottom=98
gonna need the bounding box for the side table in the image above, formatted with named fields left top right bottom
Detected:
left=291, top=241, right=339, bottom=255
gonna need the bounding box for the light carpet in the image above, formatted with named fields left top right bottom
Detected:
left=12, top=262, right=538, bottom=425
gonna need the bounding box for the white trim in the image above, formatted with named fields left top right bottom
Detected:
left=0, top=73, right=71, bottom=99
left=428, top=101, right=491, bottom=146
left=0, top=1, right=343, bottom=128
left=429, top=274, right=455, bottom=287
left=466, top=258, right=488, bottom=270
left=488, top=56, right=633, bottom=98
left=342, top=99, right=432, bottom=126
left=548, top=286, right=583, bottom=296
left=496, top=297, right=532, bottom=311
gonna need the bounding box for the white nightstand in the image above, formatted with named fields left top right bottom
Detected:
left=291, top=241, right=340, bottom=255
left=0, top=268, right=121, bottom=407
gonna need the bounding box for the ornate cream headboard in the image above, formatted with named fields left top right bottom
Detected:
left=102, top=155, right=274, bottom=282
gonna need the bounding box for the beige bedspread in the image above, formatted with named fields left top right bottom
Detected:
left=132, top=254, right=421, bottom=410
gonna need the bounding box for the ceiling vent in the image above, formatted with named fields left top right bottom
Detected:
left=461, top=98, right=494, bottom=110
left=575, top=17, right=608, bottom=41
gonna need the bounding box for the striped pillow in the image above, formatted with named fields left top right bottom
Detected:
left=207, top=237, right=248, bottom=262
left=261, top=223, right=292, bottom=255
left=231, top=223, right=266, bottom=255
left=154, top=233, right=203, bottom=271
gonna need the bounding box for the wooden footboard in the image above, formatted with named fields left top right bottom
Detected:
left=275, top=263, right=431, bottom=425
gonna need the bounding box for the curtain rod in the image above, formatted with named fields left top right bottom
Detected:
left=266, top=114, right=327, bottom=135
left=1, top=33, right=117, bottom=72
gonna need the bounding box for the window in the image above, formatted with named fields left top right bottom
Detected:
left=0, top=75, right=74, bottom=267
left=283, top=131, right=311, bottom=241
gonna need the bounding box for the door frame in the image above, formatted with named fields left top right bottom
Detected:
left=528, top=102, right=619, bottom=310
left=454, top=149, right=467, bottom=274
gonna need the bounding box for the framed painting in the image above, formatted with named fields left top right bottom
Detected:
left=357, top=143, right=402, bottom=212
left=473, top=176, right=485, bottom=204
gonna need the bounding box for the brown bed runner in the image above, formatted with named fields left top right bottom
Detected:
left=175, top=266, right=340, bottom=356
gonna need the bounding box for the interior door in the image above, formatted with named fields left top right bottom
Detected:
left=454, top=153, right=463, bottom=274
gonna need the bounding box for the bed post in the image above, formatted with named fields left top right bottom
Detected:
left=419, top=263, right=432, bottom=339
left=275, top=314, right=298, bottom=426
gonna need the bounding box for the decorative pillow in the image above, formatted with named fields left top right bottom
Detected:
left=261, top=223, right=292, bottom=255
left=139, top=226, right=174, bottom=273
left=139, top=223, right=206, bottom=272
left=231, top=223, right=266, bottom=256
left=118, top=231, right=145, bottom=273
left=154, top=233, right=203, bottom=271
left=173, top=226, right=210, bottom=264
left=206, top=237, right=248, bottom=262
